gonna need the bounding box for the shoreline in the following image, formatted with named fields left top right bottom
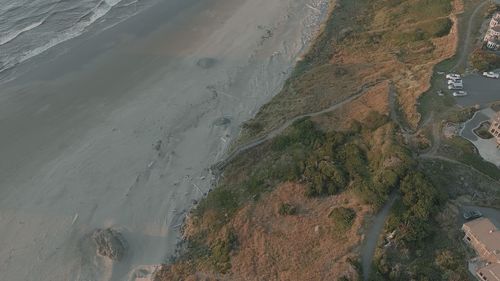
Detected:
left=0, top=0, right=332, bottom=280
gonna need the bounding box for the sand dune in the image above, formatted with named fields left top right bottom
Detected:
left=0, top=0, right=330, bottom=280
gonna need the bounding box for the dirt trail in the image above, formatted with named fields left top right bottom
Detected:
left=213, top=80, right=385, bottom=171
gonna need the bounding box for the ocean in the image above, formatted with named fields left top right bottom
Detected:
left=0, top=0, right=154, bottom=82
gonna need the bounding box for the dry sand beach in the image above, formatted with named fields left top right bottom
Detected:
left=0, top=0, right=331, bottom=280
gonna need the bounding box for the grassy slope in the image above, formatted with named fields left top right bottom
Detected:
left=236, top=0, right=457, bottom=148
left=153, top=0, right=494, bottom=280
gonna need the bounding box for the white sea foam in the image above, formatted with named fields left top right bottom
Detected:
left=0, top=0, right=130, bottom=76
left=0, top=20, right=46, bottom=46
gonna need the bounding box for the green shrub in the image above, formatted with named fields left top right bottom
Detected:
left=304, top=157, right=347, bottom=197
left=343, top=143, right=369, bottom=180
left=364, top=111, right=390, bottom=130
left=195, top=187, right=240, bottom=224
left=291, top=117, right=325, bottom=147
left=432, top=18, right=453, bottom=37
left=278, top=203, right=297, bottom=216
left=210, top=230, right=238, bottom=273
left=329, top=207, right=357, bottom=232
left=445, top=107, right=475, bottom=123
left=391, top=172, right=444, bottom=245
left=271, top=135, right=293, bottom=151
left=242, top=120, right=263, bottom=135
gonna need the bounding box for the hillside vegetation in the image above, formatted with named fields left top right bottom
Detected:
left=237, top=0, right=458, bottom=146
left=154, top=0, right=463, bottom=280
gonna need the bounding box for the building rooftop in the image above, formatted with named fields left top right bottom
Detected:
left=477, top=263, right=500, bottom=281
left=463, top=218, right=500, bottom=259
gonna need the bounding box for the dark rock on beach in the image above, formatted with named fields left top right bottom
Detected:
left=92, top=228, right=127, bottom=261
left=196, top=58, right=217, bottom=69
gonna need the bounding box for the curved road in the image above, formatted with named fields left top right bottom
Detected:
left=451, top=0, right=489, bottom=71
left=361, top=194, right=397, bottom=280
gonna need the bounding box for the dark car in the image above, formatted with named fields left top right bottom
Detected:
left=463, top=210, right=483, bottom=220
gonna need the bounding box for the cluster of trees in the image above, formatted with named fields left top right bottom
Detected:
left=375, top=172, right=449, bottom=280
left=271, top=117, right=413, bottom=207
left=397, top=172, right=444, bottom=244
left=191, top=114, right=420, bottom=274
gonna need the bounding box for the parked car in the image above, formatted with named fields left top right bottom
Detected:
left=482, top=71, right=499, bottom=79
left=463, top=210, right=482, bottom=220
left=448, top=84, right=463, bottom=90
left=448, top=79, right=463, bottom=84
left=446, top=73, right=461, bottom=80
left=453, top=91, right=468, bottom=97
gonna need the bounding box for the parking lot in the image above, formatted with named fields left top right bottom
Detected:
left=453, top=74, right=500, bottom=107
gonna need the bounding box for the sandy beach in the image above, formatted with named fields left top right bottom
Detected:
left=0, top=0, right=330, bottom=280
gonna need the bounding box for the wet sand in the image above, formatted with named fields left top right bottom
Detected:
left=0, top=0, right=330, bottom=280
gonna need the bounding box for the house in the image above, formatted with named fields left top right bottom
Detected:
left=477, top=263, right=500, bottom=281
left=490, top=112, right=500, bottom=148
left=490, top=12, right=500, bottom=29
left=463, top=218, right=500, bottom=263
left=484, top=12, right=500, bottom=50
left=463, top=218, right=500, bottom=281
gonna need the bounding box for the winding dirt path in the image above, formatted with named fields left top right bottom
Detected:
left=451, top=0, right=489, bottom=71
left=213, top=80, right=384, bottom=171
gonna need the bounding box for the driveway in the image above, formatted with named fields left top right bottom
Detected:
left=462, top=206, right=500, bottom=228
left=460, top=107, right=500, bottom=167
left=455, top=74, right=500, bottom=107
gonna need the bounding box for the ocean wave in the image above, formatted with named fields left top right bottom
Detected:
left=0, top=0, right=128, bottom=75
left=79, top=0, right=125, bottom=24
left=0, top=19, right=46, bottom=46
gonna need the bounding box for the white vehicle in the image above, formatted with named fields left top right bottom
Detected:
left=446, top=73, right=461, bottom=80
left=447, top=79, right=463, bottom=84
left=483, top=71, right=499, bottom=79
left=448, top=84, right=463, bottom=90
left=452, top=91, right=467, bottom=97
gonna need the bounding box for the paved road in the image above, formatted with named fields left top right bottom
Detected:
left=451, top=0, right=490, bottom=71
left=455, top=74, right=500, bottom=106
left=361, top=194, right=398, bottom=281
left=460, top=110, right=491, bottom=141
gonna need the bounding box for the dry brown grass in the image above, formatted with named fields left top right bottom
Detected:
left=159, top=183, right=370, bottom=281
left=155, top=1, right=465, bottom=280
left=237, top=0, right=461, bottom=144
left=313, top=80, right=391, bottom=130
